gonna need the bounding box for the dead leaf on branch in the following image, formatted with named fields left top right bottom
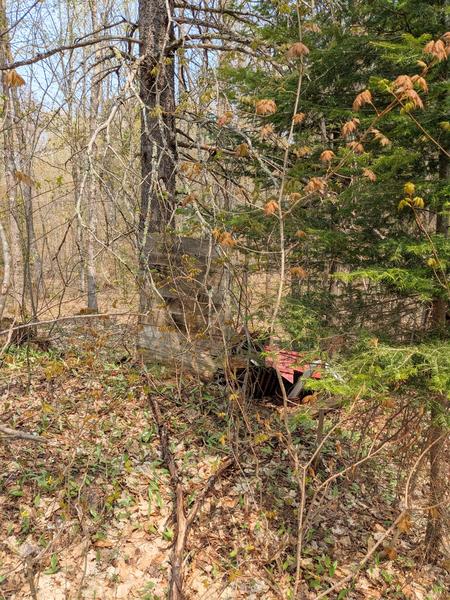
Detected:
left=411, top=75, right=428, bottom=93
left=352, top=89, right=372, bottom=111
left=287, top=42, right=310, bottom=58
left=393, top=75, right=414, bottom=93
left=213, top=229, right=237, bottom=248
left=264, top=200, right=279, bottom=215
left=304, top=177, right=326, bottom=193
left=347, top=141, right=365, bottom=154
left=370, top=128, right=391, bottom=147
left=255, top=99, right=277, bottom=116
left=292, top=112, right=306, bottom=125
left=320, top=149, right=335, bottom=163
left=341, top=117, right=360, bottom=137
left=362, top=168, right=377, bottom=182
left=4, top=69, right=26, bottom=87
left=289, top=192, right=302, bottom=203
left=424, top=39, right=448, bottom=61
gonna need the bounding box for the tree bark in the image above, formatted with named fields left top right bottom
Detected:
left=425, top=147, right=449, bottom=563
left=424, top=394, right=448, bottom=563
left=86, top=0, right=101, bottom=312
left=0, top=0, right=25, bottom=317
left=138, top=0, right=177, bottom=310
left=0, top=221, right=11, bottom=320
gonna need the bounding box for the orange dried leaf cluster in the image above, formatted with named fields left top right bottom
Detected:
left=295, top=229, right=307, bottom=239
left=292, top=112, right=306, bottom=125
left=393, top=74, right=414, bottom=93
left=4, top=70, right=25, bottom=87
left=264, top=199, right=279, bottom=215
left=287, top=42, right=310, bottom=58
left=347, top=141, right=365, bottom=154
left=362, top=168, right=377, bottom=182
left=411, top=75, right=428, bottom=93
left=393, top=75, right=425, bottom=109
left=213, top=229, right=237, bottom=248
left=290, top=266, right=307, bottom=278
left=305, top=177, right=326, bottom=193
left=320, top=149, right=335, bottom=163
left=352, top=89, right=372, bottom=111
left=424, top=38, right=448, bottom=61
left=255, top=99, right=277, bottom=116
left=341, top=117, right=360, bottom=138
left=289, top=192, right=302, bottom=203
left=371, top=128, right=391, bottom=147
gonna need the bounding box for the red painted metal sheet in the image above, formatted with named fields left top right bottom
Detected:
left=264, top=346, right=322, bottom=384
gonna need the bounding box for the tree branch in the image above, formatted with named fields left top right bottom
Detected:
left=0, top=36, right=141, bottom=71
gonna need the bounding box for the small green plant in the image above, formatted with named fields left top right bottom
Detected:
left=44, top=554, right=60, bottom=575
left=148, top=480, right=163, bottom=513
left=141, top=580, right=160, bottom=600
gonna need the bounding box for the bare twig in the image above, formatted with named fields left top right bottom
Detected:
left=0, top=424, right=46, bottom=443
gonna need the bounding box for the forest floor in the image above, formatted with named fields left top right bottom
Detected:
left=0, top=318, right=448, bottom=600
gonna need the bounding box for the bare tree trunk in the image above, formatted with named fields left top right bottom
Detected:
left=11, top=92, right=41, bottom=320
left=86, top=0, right=101, bottom=312
left=0, top=0, right=25, bottom=317
left=138, top=0, right=177, bottom=311
left=424, top=395, right=448, bottom=563
left=0, top=221, right=11, bottom=320
left=425, top=151, right=449, bottom=563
